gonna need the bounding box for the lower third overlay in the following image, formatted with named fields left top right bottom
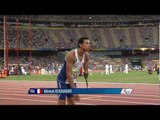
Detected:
left=28, top=88, right=133, bottom=95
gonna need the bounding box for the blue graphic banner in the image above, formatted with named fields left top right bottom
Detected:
left=28, top=88, right=133, bottom=94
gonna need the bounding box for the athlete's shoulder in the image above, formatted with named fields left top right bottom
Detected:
left=85, top=51, right=89, bottom=58
left=66, top=49, right=75, bottom=57
left=66, top=49, right=76, bottom=61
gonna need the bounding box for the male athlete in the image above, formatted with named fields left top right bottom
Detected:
left=57, top=37, right=91, bottom=105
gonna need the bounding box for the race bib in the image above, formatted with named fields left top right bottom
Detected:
left=72, top=67, right=80, bottom=79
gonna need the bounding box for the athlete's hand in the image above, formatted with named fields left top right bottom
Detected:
left=73, top=94, right=80, bottom=101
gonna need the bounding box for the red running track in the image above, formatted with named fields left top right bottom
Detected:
left=0, top=80, right=160, bottom=105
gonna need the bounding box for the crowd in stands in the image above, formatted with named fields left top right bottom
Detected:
left=0, top=51, right=159, bottom=76
left=0, top=54, right=63, bottom=75
left=0, top=25, right=158, bottom=49
left=1, top=15, right=160, bottom=23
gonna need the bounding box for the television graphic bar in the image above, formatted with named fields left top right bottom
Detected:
left=28, top=88, right=133, bottom=95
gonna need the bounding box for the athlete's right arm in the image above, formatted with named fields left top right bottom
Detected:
left=66, top=52, right=75, bottom=88
left=66, top=51, right=80, bottom=101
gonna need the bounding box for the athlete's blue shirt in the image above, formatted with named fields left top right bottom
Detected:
left=57, top=60, right=67, bottom=82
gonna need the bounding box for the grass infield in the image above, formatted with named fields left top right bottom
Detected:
left=0, top=71, right=159, bottom=84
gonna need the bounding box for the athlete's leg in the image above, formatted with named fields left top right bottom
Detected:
left=67, top=83, right=77, bottom=105
left=57, top=80, right=67, bottom=105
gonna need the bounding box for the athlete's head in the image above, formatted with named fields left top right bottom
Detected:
left=78, top=37, right=90, bottom=51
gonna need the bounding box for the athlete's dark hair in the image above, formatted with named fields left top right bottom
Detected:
left=78, top=37, right=89, bottom=48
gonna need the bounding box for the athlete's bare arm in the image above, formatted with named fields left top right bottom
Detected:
left=66, top=51, right=76, bottom=88
left=66, top=51, right=80, bottom=101
left=83, top=52, right=89, bottom=75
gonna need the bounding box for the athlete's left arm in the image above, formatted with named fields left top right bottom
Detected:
left=83, top=52, right=89, bottom=78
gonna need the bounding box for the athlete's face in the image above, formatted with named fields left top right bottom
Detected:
left=81, top=39, right=91, bottom=51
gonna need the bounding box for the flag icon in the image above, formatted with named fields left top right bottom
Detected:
left=37, top=88, right=43, bottom=94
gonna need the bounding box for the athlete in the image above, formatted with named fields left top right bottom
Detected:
left=56, top=37, right=91, bottom=105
